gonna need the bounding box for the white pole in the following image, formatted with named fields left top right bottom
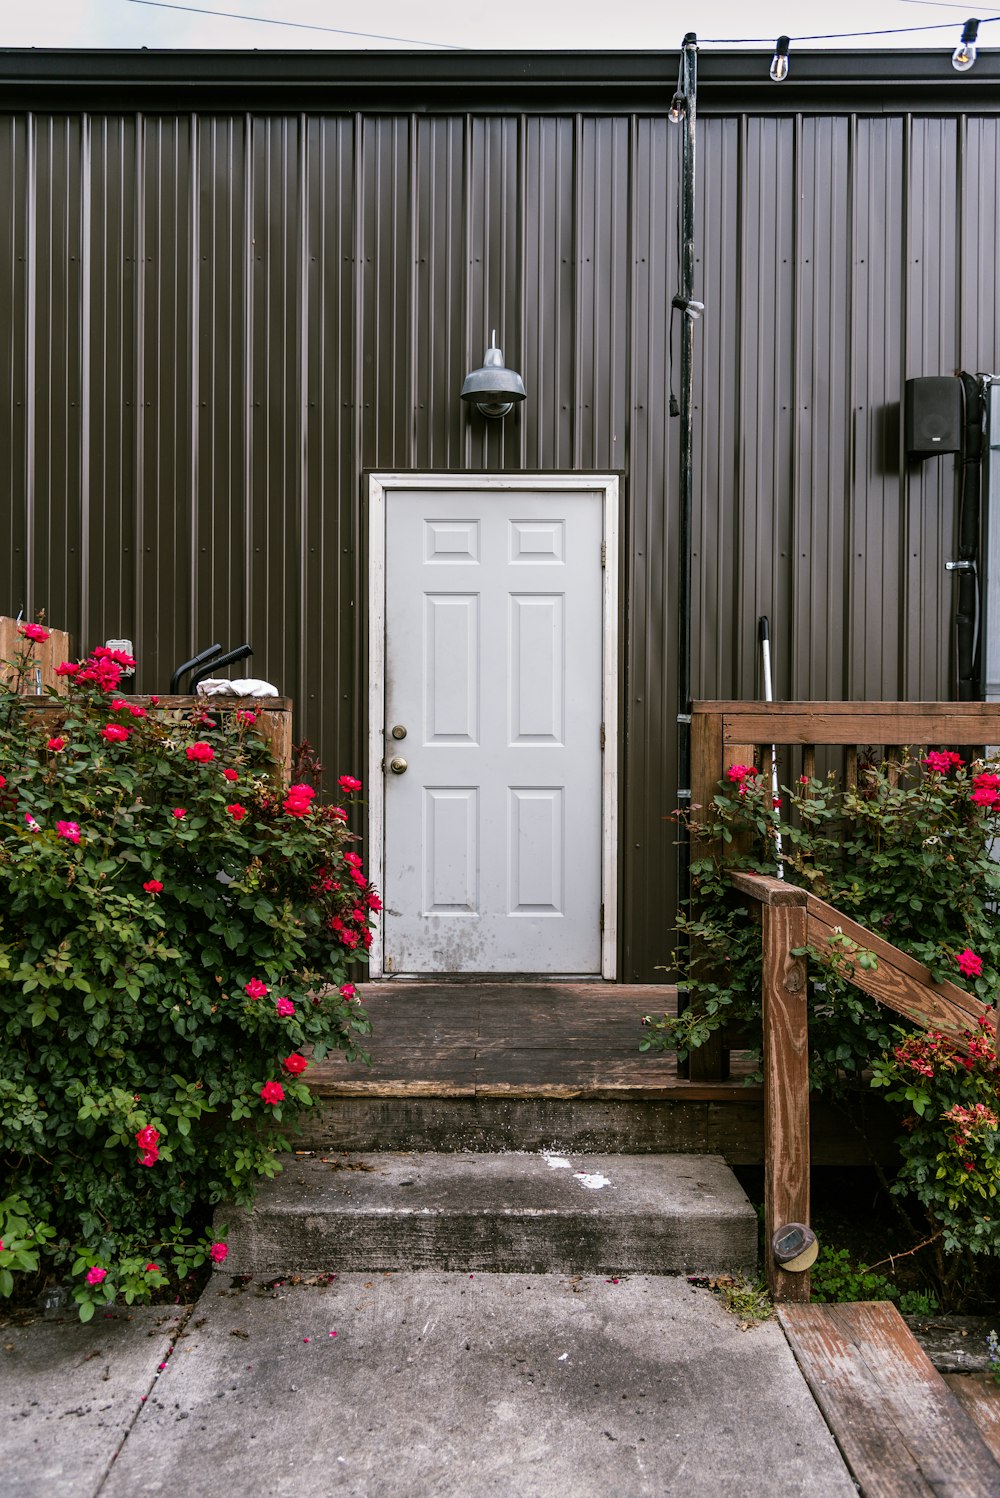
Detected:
left=759, top=616, right=784, bottom=878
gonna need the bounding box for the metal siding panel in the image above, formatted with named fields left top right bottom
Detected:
left=847, top=116, right=906, bottom=701
left=31, top=116, right=85, bottom=633
left=623, top=116, right=674, bottom=981
left=790, top=116, right=852, bottom=701
left=0, top=115, right=30, bottom=617
left=7, top=94, right=1000, bottom=977
left=903, top=116, right=959, bottom=701
left=87, top=116, right=137, bottom=653
left=694, top=115, right=741, bottom=700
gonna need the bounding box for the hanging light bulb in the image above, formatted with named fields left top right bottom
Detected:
left=952, top=18, right=980, bottom=72
left=669, top=91, right=686, bottom=124
left=770, top=35, right=791, bottom=82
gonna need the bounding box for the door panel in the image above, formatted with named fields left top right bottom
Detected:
left=383, top=487, right=604, bottom=974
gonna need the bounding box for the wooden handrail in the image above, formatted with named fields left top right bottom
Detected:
left=730, top=869, right=995, bottom=1303
left=686, top=700, right=1000, bottom=1084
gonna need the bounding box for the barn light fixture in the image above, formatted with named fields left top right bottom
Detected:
left=952, top=17, right=980, bottom=71
left=770, top=35, right=791, bottom=82
left=460, top=332, right=526, bottom=419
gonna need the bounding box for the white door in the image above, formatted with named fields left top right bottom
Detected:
left=374, top=480, right=612, bottom=975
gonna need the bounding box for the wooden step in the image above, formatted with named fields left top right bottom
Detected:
left=778, top=1301, right=1000, bottom=1497
left=298, top=980, right=897, bottom=1163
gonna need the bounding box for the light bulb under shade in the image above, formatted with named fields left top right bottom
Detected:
left=953, top=18, right=980, bottom=71
left=668, top=91, right=686, bottom=124
left=770, top=35, right=790, bottom=83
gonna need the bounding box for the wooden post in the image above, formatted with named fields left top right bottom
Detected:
left=760, top=890, right=811, bottom=1304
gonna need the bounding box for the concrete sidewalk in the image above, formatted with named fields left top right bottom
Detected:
left=2, top=1272, right=855, bottom=1498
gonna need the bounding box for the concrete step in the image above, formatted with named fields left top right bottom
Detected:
left=219, top=1151, right=758, bottom=1279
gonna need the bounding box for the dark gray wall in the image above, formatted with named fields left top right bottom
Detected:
left=2, top=51, right=999, bottom=978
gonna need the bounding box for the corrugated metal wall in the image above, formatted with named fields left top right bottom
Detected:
left=3, top=94, right=1000, bottom=978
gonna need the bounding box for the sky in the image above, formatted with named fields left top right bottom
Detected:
left=0, top=0, right=994, bottom=54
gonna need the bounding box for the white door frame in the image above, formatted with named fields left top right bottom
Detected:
left=366, top=472, right=620, bottom=980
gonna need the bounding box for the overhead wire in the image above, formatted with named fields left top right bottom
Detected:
left=124, top=0, right=460, bottom=47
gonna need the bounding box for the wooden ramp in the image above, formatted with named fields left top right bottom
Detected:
left=779, top=1301, right=1000, bottom=1497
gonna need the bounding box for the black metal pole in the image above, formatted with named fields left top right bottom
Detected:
left=957, top=372, right=984, bottom=701
left=675, top=32, right=697, bottom=907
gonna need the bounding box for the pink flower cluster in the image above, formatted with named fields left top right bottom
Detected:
left=955, top=947, right=983, bottom=979
left=135, top=1125, right=160, bottom=1166
left=923, top=750, right=964, bottom=775
left=275, top=997, right=295, bottom=1017
left=85, top=1266, right=107, bottom=1286
left=56, top=820, right=80, bottom=844
left=283, top=782, right=316, bottom=817
left=971, top=771, right=1000, bottom=809
left=942, top=1102, right=999, bottom=1137
left=57, top=645, right=136, bottom=693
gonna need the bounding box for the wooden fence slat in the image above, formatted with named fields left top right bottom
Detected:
left=12, top=696, right=293, bottom=783
left=0, top=616, right=72, bottom=695
left=761, top=899, right=810, bottom=1304
left=693, top=700, right=1000, bottom=746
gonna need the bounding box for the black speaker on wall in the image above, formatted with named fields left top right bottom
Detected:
left=904, top=376, right=963, bottom=457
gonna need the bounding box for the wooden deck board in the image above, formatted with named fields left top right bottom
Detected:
left=945, top=1376, right=1000, bottom=1467
left=779, top=1302, right=1000, bottom=1498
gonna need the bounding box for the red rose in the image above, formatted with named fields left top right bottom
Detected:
left=338, top=774, right=363, bottom=793
left=260, top=1081, right=285, bottom=1105
left=223, top=768, right=239, bottom=782
left=226, top=803, right=248, bottom=821
left=143, top=879, right=164, bottom=895
left=101, top=724, right=130, bottom=743
left=186, top=742, right=214, bottom=762
left=282, top=1052, right=309, bottom=1074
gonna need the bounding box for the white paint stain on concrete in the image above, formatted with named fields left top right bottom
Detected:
left=541, top=1152, right=572, bottom=1170
left=574, top=1172, right=611, bottom=1190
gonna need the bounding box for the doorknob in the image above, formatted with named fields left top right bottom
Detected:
left=389, top=757, right=408, bottom=774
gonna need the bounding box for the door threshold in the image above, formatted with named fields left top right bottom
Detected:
left=370, top=973, right=608, bottom=984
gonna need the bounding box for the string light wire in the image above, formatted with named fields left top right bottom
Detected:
left=701, top=16, right=1000, bottom=44
left=124, top=0, right=460, bottom=48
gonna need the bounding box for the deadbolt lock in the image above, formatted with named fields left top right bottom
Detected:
left=389, top=757, right=408, bottom=774
left=391, top=724, right=407, bottom=740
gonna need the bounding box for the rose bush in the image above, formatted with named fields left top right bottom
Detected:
left=643, top=750, right=1000, bottom=1291
left=0, top=628, right=374, bottom=1318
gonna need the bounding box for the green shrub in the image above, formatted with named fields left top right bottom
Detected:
left=644, top=752, right=1000, bottom=1282
left=0, top=626, right=374, bottom=1318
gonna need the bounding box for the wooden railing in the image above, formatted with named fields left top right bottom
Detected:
left=729, top=870, right=994, bottom=1304
left=687, top=700, right=1000, bottom=1081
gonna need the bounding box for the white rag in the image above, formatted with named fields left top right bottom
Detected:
left=195, top=677, right=279, bottom=698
